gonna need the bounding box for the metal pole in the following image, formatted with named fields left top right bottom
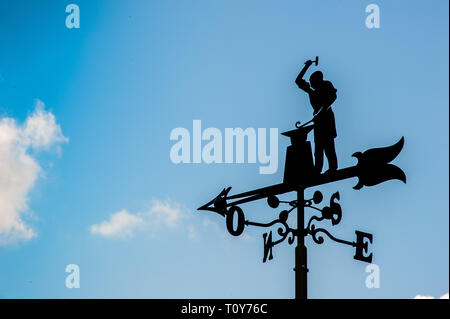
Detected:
left=295, top=188, right=307, bottom=299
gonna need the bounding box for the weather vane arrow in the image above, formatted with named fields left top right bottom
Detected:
left=198, top=136, right=406, bottom=214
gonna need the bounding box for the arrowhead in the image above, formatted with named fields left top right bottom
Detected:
left=198, top=187, right=232, bottom=217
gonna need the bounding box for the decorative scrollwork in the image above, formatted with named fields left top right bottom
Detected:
left=245, top=210, right=298, bottom=263
left=245, top=190, right=348, bottom=262
left=304, top=190, right=324, bottom=207
left=243, top=199, right=301, bottom=262
left=219, top=189, right=372, bottom=264
left=304, top=192, right=366, bottom=253
left=308, top=224, right=354, bottom=246
left=305, top=191, right=342, bottom=227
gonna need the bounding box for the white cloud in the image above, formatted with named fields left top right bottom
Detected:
left=203, top=217, right=226, bottom=239
left=21, top=100, right=69, bottom=149
left=202, top=216, right=253, bottom=241
left=149, top=198, right=182, bottom=228
left=0, top=100, right=68, bottom=245
left=91, top=200, right=256, bottom=242
left=90, top=199, right=190, bottom=239
left=414, top=293, right=449, bottom=299
left=90, top=209, right=144, bottom=238
left=414, top=295, right=435, bottom=299
left=187, top=224, right=197, bottom=240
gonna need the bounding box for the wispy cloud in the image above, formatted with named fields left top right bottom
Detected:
left=202, top=217, right=253, bottom=241
left=90, top=209, right=145, bottom=238
left=91, top=200, right=258, bottom=242
left=414, top=292, right=449, bottom=299
left=187, top=224, right=197, bottom=240
left=0, top=100, right=68, bottom=245
left=90, top=199, right=192, bottom=239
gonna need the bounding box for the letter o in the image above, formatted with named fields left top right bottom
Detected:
left=226, top=206, right=245, bottom=236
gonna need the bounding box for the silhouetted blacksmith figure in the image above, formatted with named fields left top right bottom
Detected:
left=296, top=59, right=338, bottom=174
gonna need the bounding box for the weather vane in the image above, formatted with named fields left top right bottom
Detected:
left=198, top=57, right=406, bottom=299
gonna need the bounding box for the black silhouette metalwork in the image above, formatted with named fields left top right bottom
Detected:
left=198, top=57, right=406, bottom=299
left=296, top=57, right=338, bottom=174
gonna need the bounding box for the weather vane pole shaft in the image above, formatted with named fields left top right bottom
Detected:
left=295, top=188, right=307, bottom=299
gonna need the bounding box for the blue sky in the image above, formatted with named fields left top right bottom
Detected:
left=0, top=0, right=448, bottom=298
